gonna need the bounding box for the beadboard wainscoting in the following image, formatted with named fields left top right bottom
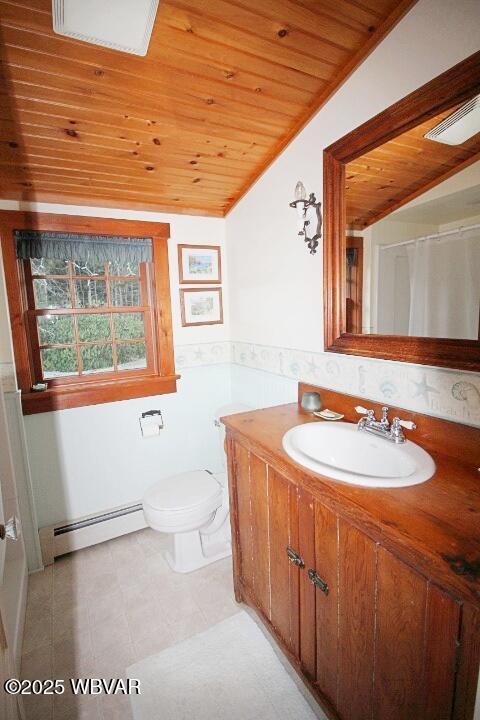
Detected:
left=23, top=358, right=232, bottom=531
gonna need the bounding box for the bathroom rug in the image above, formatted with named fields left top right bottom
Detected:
left=127, top=609, right=326, bottom=719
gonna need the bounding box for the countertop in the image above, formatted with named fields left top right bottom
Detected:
left=222, top=401, right=480, bottom=607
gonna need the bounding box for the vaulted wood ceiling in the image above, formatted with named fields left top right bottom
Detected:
left=345, top=105, right=480, bottom=229
left=0, top=0, right=416, bottom=217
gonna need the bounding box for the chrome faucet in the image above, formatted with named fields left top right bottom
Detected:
left=355, top=406, right=416, bottom=444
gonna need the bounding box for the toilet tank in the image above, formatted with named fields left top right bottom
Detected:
left=214, top=404, right=252, bottom=469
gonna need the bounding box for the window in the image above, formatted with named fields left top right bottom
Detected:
left=1, top=213, right=177, bottom=413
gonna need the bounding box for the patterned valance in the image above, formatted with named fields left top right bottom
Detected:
left=14, top=230, right=152, bottom=264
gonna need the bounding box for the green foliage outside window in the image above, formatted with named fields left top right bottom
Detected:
left=40, top=314, right=146, bottom=376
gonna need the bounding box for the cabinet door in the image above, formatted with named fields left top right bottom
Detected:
left=373, top=547, right=460, bottom=720
left=310, top=510, right=461, bottom=720
left=231, top=441, right=270, bottom=618
left=231, top=445, right=311, bottom=668
left=337, top=520, right=376, bottom=720
left=232, top=440, right=254, bottom=595
left=314, top=500, right=339, bottom=704
left=268, top=468, right=300, bottom=657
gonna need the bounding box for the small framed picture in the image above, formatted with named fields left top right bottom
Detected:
left=180, top=287, right=223, bottom=327
left=178, top=244, right=222, bottom=284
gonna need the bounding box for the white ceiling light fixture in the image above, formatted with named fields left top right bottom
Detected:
left=424, top=94, right=480, bottom=146
left=52, top=0, right=160, bottom=56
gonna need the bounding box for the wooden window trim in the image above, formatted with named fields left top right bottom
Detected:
left=0, top=211, right=179, bottom=413
left=25, top=259, right=156, bottom=387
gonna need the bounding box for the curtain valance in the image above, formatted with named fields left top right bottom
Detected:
left=14, top=230, right=152, bottom=264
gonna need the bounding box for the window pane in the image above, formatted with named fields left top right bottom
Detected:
left=75, top=279, right=107, bottom=308
left=77, top=314, right=111, bottom=342
left=108, top=259, right=140, bottom=277
left=81, top=344, right=114, bottom=374
left=31, top=258, right=69, bottom=276
left=114, top=312, right=145, bottom=339
left=72, top=260, right=106, bottom=277
left=111, top=280, right=140, bottom=307
left=41, top=347, right=78, bottom=378
left=33, top=279, right=71, bottom=309
left=117, top=342, right=147, bottom=370
left=37, top=315, right=74, bottom=345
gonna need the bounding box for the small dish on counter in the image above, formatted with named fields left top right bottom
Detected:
left=313, top=409, right=344, bottom=420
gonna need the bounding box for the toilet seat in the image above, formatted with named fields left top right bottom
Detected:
left=142, top=470, right=223, bottom=535
left=144, top=470, right=221, bottom=513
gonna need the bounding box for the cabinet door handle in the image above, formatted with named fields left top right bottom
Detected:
left=286, top=546, right=305, bottom=568
left=308, top=569, right=329, bottom=595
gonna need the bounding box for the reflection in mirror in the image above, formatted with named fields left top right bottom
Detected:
left=345, top=102, right=480, bottom=340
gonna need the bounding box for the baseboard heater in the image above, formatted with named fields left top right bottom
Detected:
left=39, top=502, right=147, bottom=565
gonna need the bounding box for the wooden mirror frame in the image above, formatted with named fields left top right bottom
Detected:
left=323, top=51, right=480, bottom=372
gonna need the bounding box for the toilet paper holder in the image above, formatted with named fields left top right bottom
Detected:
left=139, top=409, right=164, bottom=437
left=141, top=409, right=163, bottom=421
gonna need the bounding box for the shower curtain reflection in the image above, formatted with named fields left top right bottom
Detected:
left=405, top=227, right=480, bottom=339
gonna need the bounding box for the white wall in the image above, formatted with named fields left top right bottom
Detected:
left=0, top=200, right=231, bottom=528
left=226, top=0, right=480, bottom=426
left=440, top=212, right=480, bottom=232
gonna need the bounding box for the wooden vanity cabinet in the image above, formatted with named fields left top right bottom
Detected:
left=227, top=436, right=477, bottom=720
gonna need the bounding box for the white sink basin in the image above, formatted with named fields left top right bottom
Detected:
left=282, top=421, right=435, bottom=488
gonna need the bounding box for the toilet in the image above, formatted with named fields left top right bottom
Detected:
left=142, top=404, right=251, bottom=573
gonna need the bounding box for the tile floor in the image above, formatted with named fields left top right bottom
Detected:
left=21, top=529, right=238, bottom=720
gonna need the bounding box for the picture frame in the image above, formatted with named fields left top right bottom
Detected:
left=180, top=287, right=223, bottom=327
left=178, top=244, right=222, bottom=284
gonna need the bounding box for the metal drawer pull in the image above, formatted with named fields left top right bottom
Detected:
left=308, top=569, right=329, bottom=595
left=286, top=546, right=305, bottom=568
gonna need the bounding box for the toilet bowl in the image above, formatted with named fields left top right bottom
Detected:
left=142, top=404, right=251, bottom=573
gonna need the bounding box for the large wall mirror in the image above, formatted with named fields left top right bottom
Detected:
left=323, top=51, right=480, bottom=372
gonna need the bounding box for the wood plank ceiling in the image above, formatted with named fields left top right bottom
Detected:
left=0, top=0, right=417, bottom=217
left=346, top=106, right=480, bottom=229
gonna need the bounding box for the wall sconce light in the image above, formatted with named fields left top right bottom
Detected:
left=289, top=181, right=322, bottom=255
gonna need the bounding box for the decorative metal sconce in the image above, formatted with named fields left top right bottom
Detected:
left=289, top=181, right=322, bottom=255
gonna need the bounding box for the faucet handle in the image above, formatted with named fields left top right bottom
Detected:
left=355, top=406, right=371, bottom=415
left=355, top=406, right=376, bottom=425
left=391, top=417, right=416, bottom=442
left=397, top=418, right=416, bottom=430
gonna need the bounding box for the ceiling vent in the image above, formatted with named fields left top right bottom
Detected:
left=52, top=0, right=160, bottom=56
left=424, top=95, right=480, bottom=146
